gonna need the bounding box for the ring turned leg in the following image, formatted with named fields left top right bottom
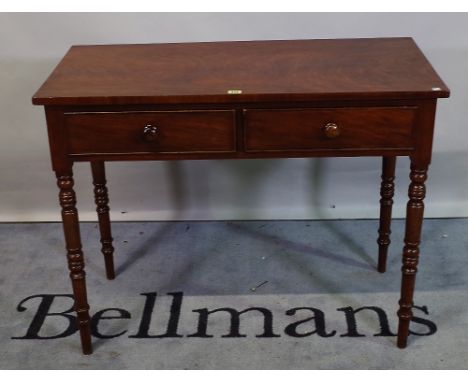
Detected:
left=377, top=156, right=396, bottom=273
left=397, top=163, right=428, bottom=348
left=57, top=170, right=93, bottom=355
left=91, top=161, right=115, bottom=280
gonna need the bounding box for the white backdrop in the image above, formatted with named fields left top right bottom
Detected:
left=0, top=13, right=467, bottom=222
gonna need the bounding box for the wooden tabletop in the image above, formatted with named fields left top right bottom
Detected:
left=32, top=38, right=450, bottom=106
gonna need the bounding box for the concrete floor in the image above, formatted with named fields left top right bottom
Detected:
left=1, top=219, right=467, bottom=369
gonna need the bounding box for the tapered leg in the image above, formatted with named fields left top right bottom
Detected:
left=377, top=156, right=396, bottom=273
left=91, top=161, right=115, bottom=280
left=57, top=170, right=93, bottom=355
left=397, top=163, right=428, bottom=348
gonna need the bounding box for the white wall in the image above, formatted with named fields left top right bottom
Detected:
left=0, top=13, right=467, bottom=222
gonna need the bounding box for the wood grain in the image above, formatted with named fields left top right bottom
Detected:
left=377, top=156, right=397, bottom=273
left=65, top=110, right=236, bottom=154
left=32, top=38, right=449, bottom=106
left=56, top=170, right=92, bottom=355
left=244, top=107, right=416, bottom=152
left=91, top=161, right=115, bottom=280
left=397, top=164, right=428, bottom=348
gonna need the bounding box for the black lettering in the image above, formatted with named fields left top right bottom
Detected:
left=129, top=292, right=157, bottom=338
left=91, top=308, right=131, bottom=339
left=338, top=306, right=395, bottom=337
left=129, top=292, right=183, bottom=338
left=11, top=294, right=77, bottom=339
left=188, top=307, right=280, bottom=338
left=285, top=307, right=336, bottom=337
left=161, top=292, right=184, bottom=337
left=410, top=305, right=437, bottom=336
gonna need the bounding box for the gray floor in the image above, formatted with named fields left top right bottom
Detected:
left=1, top=219, right=467, bottom=369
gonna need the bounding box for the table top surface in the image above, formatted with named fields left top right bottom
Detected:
left=32, top=38, right=449, bottom=106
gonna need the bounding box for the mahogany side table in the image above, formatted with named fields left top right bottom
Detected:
left=32, top=38, right=450, bottom=354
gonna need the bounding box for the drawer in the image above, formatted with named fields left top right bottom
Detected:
left=64, top=110, right=236, bottom=154
left=244, top=107, right=416, bottom=152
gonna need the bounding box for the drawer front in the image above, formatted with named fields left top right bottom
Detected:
left=244, top=107, right=416, bottom=152
left=65, top=110, right=236, bottom=154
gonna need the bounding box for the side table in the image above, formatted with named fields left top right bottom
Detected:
left=32, top=38, right=450, bottom=354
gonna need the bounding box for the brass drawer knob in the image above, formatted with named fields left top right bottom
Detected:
left=142, top=124, right=158, bottom=142
left=323, top=122, right=340, bottom=138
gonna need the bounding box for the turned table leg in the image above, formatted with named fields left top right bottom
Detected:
left=91, top=161, right=115, bottom=280
left=397, top=163, right=428, bottom=348
left=56, top=170, right=93, bottom=355
left=377, top=156, right=396, bottom=273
